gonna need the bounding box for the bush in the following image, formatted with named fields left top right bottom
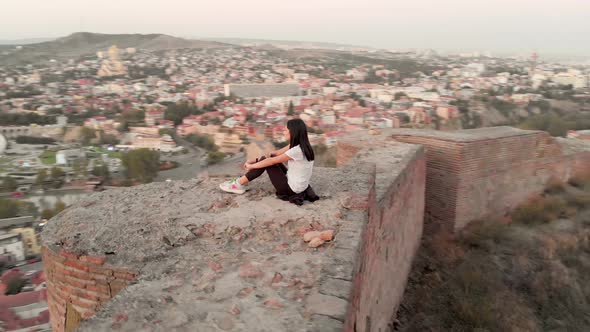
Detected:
left=120, top=179, right=134, bottom=187
left=544, top=177, right=566, bottom=195
left=15, top=136, right=56, bottom=145
left=186, top=134, right=218, bottom=151
left=397, top=177, right=590, bottom=332
left=121, top=149, right=160, bottom=183
left=568, top=171, right=590, bottom=189
left=5, top=277, right=26, bottom=295
left=0, top=198, right=19, bottom=219
left=511, top=196, right=567, bottom=225
left=207, top=151, right=226, bottom=165
left=1, top=177, right=18, bottom=192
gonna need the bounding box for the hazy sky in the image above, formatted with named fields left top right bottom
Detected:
left=2, top=0, right=590, bottom=55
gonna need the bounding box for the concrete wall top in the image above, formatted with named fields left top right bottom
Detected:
left=41, top=137, right=420, bottom=332
left=391, top=126, right=541, bottom=143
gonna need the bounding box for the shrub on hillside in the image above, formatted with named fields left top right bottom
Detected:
left=568, top=170, right=590, bottom=189
left=397, top=178, right=590, bottom=332
left=511, top=196, right=568, bottom=225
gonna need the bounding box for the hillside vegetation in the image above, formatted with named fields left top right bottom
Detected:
left=396, top=171, right=590, bottom=332
left=0, top=32, right=232, bottom=65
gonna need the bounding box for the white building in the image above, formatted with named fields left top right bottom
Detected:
left=551, top=71, right=588, bottom=89
left=0, top=232, right=25, bottom=262
left=321, top=111, right=336, bottom=125
left=56, top=149, right=84, bottom=166
left=0, top=133, right=6, bottom=156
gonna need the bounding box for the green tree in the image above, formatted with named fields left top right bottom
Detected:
left=91, top=164, right=110, bottom=180
left=364, top=69, right=383, bottom=83
left=395, top=113, right=411, bottom=124
left=36, top=169, right=48, bottom=185
left=121, top=149, right=160, bottom=183
left=395, top=92, right=407, bottom=100
left=288, top=101, right=295, bottom=116
left=40, top=208, right=54, bottom=220
left=520, top=114, right=569, bottom=137
left=100, top=133, right=120, bottom=146
left=164, top=101, right=203, bottom=125
left=5, top=277, right=26, bottom=295
left=54, top=201, right=66, bottom=214
left=81, top=127, right=96, bottom=146
left=159, top=128, right=176, bottom=137
left=207, top=151, right=226, bottom=165
left=1, top=177, right=18, bottom=192
left=50, top=167, right=65, bottom=180
left=72, top=160, right=82, bottom=178
left=186, top=134, right=218, bottom=151
left=0, top=198, right=19, bottom=218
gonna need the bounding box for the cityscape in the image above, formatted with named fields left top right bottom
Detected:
left=0, top=11, right=590, bottom=331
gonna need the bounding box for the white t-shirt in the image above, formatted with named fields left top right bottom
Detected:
left=285, top=145, right=314, bottom=194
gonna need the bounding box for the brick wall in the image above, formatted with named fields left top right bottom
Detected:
left=42, top=246, right=137, bottom=332
left=393, top=130, right=590, bottom=230
left=339, top=142, right=426, bottom=332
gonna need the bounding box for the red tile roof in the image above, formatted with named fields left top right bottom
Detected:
left=0, top=289, right=47, bottom=308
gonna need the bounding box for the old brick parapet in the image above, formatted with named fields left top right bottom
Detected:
left=391, top=126, right=590, bottom=230
left=41, top=141, right=426, bottom=332
left=42, top=246, right=137, bottom=332
left=338, top=138, right=426, bottom=332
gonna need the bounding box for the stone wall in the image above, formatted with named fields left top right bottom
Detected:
left=337, top=130, right=426, bottom=332
left=392, top=127, right=590, bottom=230
left=41, top=130, right=426, bottom=332
left=42, top=246, right=137, bottom=332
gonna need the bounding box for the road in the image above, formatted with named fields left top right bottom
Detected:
left=13, top=261, right=43, bottom=274
left=155, top=148, right=204, bottom=182
left=155, top=135, right=254, bottom=182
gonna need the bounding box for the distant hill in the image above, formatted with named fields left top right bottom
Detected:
left=0, top=32, right=233, bottom=65
left=203, top=37, right=373, bottom=51
left=0, top=37, right=55, bottom=45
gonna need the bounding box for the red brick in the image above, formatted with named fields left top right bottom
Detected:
left=59, top=249, right=79, bottom=260
left=86, top=284, right=111, bottom=295
left=89, top=266, right=114, bottom=276
left=64, top=260, right=90, bottom=272
left=109, top=280, right=128, bottom=295
left=70, top=296, right=97, bottom=309
left=207, top=260, right=222, bottom=271
left=113, top=271, right=136, bottom=281
left=64, top=275, right=94, bottom=289
left=238, top=264, right=263, bottom=278
left=80, top=255, right=107, bottom=265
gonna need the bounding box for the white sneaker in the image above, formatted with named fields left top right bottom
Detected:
left=219, top=178, right=246, bottom=194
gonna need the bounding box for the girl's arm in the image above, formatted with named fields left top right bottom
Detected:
left=248, top=153, right=291, bottom=169
left=270, top=145, right=290, bottom=157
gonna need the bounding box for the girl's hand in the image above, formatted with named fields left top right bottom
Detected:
left=244, top=162, right=255, bottom=170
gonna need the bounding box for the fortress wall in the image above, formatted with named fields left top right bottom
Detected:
left=338, top=131, right=426, bottom=332
left=42, top=246, right=137, bottom=332
left=344, top=148, right=426, bottom=332
left=392, top=127, right=590, bottom=230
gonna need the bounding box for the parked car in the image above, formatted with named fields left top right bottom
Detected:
left=27, top=257, right=40, bottom=264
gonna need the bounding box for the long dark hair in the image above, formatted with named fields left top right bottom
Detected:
left=287, top=119, right=315, bottom=161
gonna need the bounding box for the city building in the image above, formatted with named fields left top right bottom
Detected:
left=224, top=83, right=301, bottom=98
left=56, top=149, right=85, bottom=166
left=97, top=45, right=128, bottom=77
left=10, top=227, right=41, bottom=256
left=0, top=233, right=25, bottom=262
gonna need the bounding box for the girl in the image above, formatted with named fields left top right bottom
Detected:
left=219, top=119, right=319, bottom=205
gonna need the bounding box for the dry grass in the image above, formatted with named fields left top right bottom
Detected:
left=396, top=173, right=590, bottom=332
